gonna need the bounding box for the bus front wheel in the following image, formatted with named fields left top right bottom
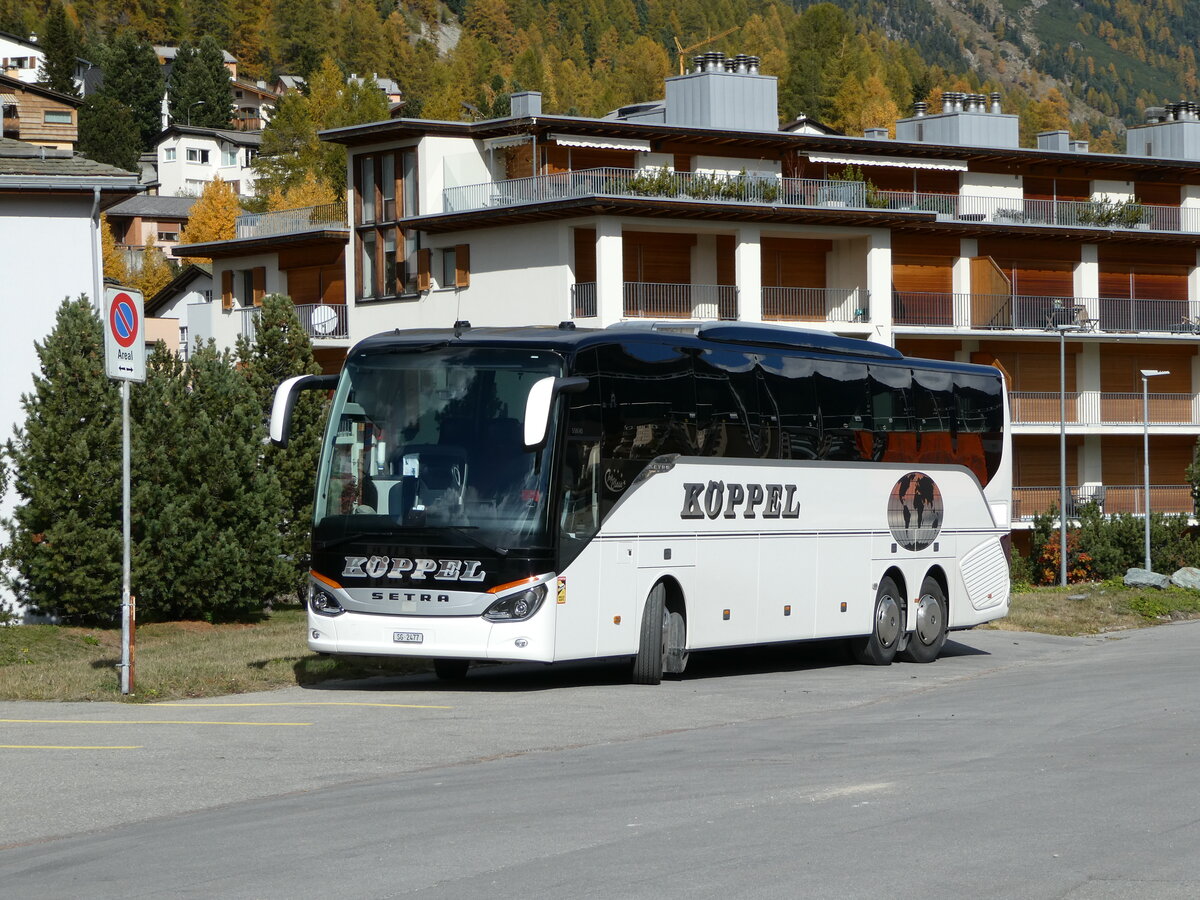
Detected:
left=850, top=576, right=902, bottom=666
left=632, top=583, right=669, bottom=685
left=899, top=577, right=947, bottom=663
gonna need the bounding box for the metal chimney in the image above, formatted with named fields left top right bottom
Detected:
left=747, top=56, right=760, bottom=75
left=990, top=92, right=1002, bottom=114
left=913, top=101, right=927, bottom=117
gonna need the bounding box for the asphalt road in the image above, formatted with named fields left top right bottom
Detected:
left=2, top=622, right=1199, bottom=899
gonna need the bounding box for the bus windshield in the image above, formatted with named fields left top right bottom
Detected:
left=314, top=346, right=564, bottom=553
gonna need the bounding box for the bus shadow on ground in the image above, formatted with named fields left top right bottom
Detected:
left=297, top=635, right=989, bottom=694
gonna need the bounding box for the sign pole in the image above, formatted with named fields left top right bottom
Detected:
left=104, top=286, right=144, bottom=697
left=120, top=378, right=131, bottom=695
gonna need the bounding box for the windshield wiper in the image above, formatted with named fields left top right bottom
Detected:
left=439, top=526, right=509, bottom=557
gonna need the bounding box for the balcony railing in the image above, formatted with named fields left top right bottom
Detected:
left=623, top=282, right=738, bottom=320
left=235, top=201, right=348, bottom=239
left=1009, top=392, right=1195, bottom=426
left=237, top=302, right=349, bottom=342
left=761, top=287, right=868, bottom=323
left=893, top=292, right=1200, bottom=334
left=1013, top=485, right=1194, bottom=520
left=443, top=168, right=864, bottom=213
left=443, top=169, right=1200, bottom=234
left=572, top=281, right=597, bottom=318
left=877, top=191, right=1198, bottom=233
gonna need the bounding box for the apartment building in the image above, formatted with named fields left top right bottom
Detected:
left=0, top=73, right=80, bottom=149
left=197, top=54, right=1200, bottom=535
left=154, top=124, right=260, bottom=196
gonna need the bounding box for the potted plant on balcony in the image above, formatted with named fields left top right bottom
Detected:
left=625, top=166, right=677, bottom=198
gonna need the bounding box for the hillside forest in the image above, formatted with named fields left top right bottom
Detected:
left=8, top=0, right=1200, bottom=153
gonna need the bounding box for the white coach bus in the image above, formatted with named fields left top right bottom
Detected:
left=272, top=321, right=1011, bottom=684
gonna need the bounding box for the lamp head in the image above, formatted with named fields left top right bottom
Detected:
left=1140, top=369, right=1170, bottom=378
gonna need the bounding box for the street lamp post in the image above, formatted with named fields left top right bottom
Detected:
left=1141, top=368, right=1169, bottom=571
left=187, top=100, right=205, bottom=126
left=1055, top=323, right=1084, bottom=586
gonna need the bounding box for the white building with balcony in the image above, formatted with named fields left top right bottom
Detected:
left=154, top=124, right=260, bottom=197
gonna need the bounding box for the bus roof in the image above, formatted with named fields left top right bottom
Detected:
left=348, top=322, right=1000, bottom=378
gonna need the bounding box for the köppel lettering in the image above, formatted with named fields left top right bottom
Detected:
left=680, top=481, right=800, bottom=520
left=342, top=556, right=488, bottom=582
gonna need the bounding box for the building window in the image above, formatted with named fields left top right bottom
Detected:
left=158, top=230, right=179, bottom=242
left=43, top=110, right=71, bottom=124
left=187, top=148, right=210, bottom=164
left=165, top=147, right=176, bottom=161
left=355, top=147, right=418, bottom=300
left=439, top=245, right=470, bottom=288
left=222, top=148, right=238, bottom=167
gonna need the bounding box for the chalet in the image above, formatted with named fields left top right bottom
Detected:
left=0, top=72, right=80, bottom=149
left=154, top=124, right=260, bottom=196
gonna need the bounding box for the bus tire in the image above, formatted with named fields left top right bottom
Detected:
left=899, top=577, right=947, bottom=663
left=664, top=607, right=688, bottom=677
left=850, top=576, right=903, bottom=666
left=433, top=658, right=470, bottom=680
left=632, top=583, right=668, bottom=685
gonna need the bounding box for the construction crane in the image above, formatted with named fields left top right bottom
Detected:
left=673, top=28, right=739, bottom=76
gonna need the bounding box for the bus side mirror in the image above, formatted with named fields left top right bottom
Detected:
left=523, top=376, right=589, bottom=449
left=270, top=374, right=338, bottom=447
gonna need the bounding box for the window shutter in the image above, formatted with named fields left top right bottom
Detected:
left=417, top=247, right=431, bottom=292
left=221, top=270, right=234, bottom=310
left=454, top=244, right=470, bottom=288
left=252, top=267, right=266, bottom=305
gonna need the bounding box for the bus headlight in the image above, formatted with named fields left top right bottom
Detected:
left=483, top=584, right=547, bottom=622
left=310, top=586, right=345, bottom=617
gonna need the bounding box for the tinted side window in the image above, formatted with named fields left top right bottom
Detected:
left=760, top=354, right=820, bottom=460
left=955, top=371, right=1004, bottom=485
left=813, top=358, right=871, bottom=461
left=869, top=364, right=914, bottom=463
left=694, top=348, right=774, bottom=459
left=912, top=367, right=956, bottom=465
left=594, top=342, right=697, bottom=505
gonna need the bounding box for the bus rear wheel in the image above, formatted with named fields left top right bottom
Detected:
left=433, top=658, right=470, bottom=680
left=899, top=577, right=947, bottom=663
left=850, top=576, right=902, bottom=666
left=633, top=583, right=672, bottom=685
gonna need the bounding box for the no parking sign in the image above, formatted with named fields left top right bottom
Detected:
left=104, top=287, right=145, bottom=382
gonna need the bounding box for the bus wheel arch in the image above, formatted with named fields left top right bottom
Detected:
left=850, top=571, right=905, bottom=666
left=900, top=569, right=948, bottom=664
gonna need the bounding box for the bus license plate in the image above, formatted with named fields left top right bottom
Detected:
left=393, top=632, right=424, bottom=643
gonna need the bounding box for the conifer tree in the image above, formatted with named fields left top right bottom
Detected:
left=78, top=93, right=141, bottom=171
left=132, top=341, right=289, bottom=620
left=168, top=38, right=233, bottom=129
left=237, top=294, right=327, bottom=598
left=38, top=0, right=80, bottom=97
left=101, top=33, right=166, bottom=152
left=2, top=297, right=122, bottom=624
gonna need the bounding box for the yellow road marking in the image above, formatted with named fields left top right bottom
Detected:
left=0, top=719, right=311, bottom=727
left=1, top=745, right=142, bottom=750
left=155, top=701, right=455, bottom=709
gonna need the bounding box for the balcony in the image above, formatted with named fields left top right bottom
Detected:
left=442, top=169, right=1200, bottom=235
left=622, top=282, right=738, bottom=320
left=1013, top=485, right=1193, bottom=520
left=235, top=201, right=348, bottom=240
left=237, top=303, right=349, bottom=342
left=894, top=292, right=1199, bottom=334
left=876, top=191, right=1196, bottom=233
left=443, top=168, right=865, bottom=213
left=761, top=287, right=868, bottom=324
left=1009, top=392, right=1195, bottom=426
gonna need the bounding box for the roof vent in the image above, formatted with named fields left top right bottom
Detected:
left=1144, top=106, right=1167, bottom=124
left=912, top=101, right=927, bottom=117
left=990, top=92, right=1002, bottom=114
left=1070, top=140, right=1089, bottom=153
left=1037, top=130, right=1071, bottom=152
left=510, top=91, right=541, bottom=117
left=864, top=127, right=888, bottom=140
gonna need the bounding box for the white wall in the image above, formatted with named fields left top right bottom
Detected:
left=350, top=221, right=574, bottom=340
left=1, top=194, right=102, bottom=616
left=188, top=255, right=283, bottom=352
